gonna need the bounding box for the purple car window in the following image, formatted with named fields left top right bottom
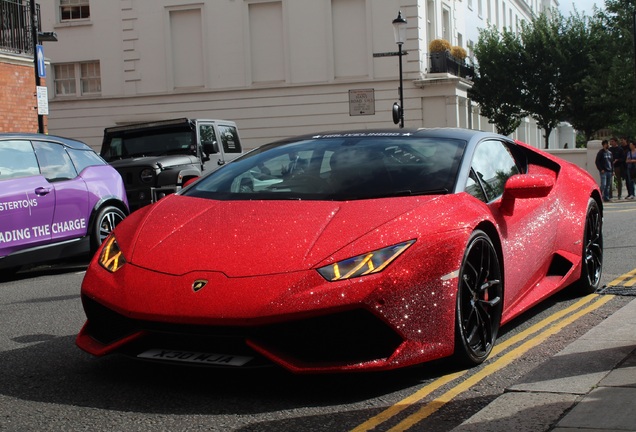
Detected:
left=0, top=140, right=39, bottom=180
left=67, top=147, right=107, bottom=174
left=33, top=141, right=78, bottom=182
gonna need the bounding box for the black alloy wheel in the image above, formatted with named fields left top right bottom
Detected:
left=577, top=199, right=603, bottom=294
left=454, top=230, right=503, bottom=366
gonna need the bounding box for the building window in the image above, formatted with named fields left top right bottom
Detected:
left=168, top=8, right=204, bottom=88
left=248, top=1, right=285, bottom=83
left=60, top=0, right=90, bottom=21
left=80, top=61, right=101, bottom=94
left=53, top=61, right=101, bottom=96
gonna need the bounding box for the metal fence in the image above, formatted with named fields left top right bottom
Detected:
left=0, top=0, right=40, bottom=55
left=429, top=52, right=475, bottom=80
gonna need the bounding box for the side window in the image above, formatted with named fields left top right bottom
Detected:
left=218, top=125, right=242, bottom=154
left=67, top=148, right=106, bottom=174
left=199, top=124, right=217, bottom=146
left=0, top=140, right=40, bottom=180
left=466, top=140, right=519, bottom=202
left=33, top=141, right=78, bottom=182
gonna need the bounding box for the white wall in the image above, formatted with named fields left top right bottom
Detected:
left=39, top=0, right=565, bottom=152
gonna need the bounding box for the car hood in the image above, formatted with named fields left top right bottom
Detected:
left=107, top=154, right=199, bottom=169
left=122, top=194, right=453, bottom=277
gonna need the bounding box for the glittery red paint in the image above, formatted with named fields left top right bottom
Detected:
left=76, top=131, right=601, bottom=373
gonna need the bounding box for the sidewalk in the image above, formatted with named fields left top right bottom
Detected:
left=451, top=297, right=636, bottom=432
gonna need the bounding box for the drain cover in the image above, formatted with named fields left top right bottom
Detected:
left=596, top=285, right=636, bottom=296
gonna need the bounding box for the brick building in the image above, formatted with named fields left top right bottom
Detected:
left=0, top=0, right=47, bottom=133
left=0, top=55, right=45, bottom=132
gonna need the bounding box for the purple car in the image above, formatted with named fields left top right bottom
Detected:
left=0, top=133, right=129, bottom=276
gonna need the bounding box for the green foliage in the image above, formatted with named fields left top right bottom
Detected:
left=597, top=0, right=636, bottom=137
left=518, top=12, right=569, bottom=148
left=471, top=2, right=636, bottom=145
left=468, top=26, right=525, bottom=136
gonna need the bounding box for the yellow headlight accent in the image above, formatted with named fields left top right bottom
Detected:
left=99, top=235, right=126, bottom=273
left=317, top=240, right=415, bottom=281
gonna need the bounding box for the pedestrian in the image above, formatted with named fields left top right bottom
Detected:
left=625, top=140, right=636, bottom=199
left=609, top=137, right=624, bottom=199
left=596, top=139, right=614, bottom=202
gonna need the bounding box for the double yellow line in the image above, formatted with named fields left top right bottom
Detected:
left=607, top=269, right=636, bottom=287
left=351, top=293, right=614, bottom=432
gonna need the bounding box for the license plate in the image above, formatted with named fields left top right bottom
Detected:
left=137, top=349, right=253, bottom=367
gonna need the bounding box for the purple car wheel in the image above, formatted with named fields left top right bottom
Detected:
left=454, top=230, right=503, bottom=366
left=90, top=206, right=126, bottom=253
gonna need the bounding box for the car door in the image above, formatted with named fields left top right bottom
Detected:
left=32, top=140, right=90, bottom=242
left=0, top=140, right=55, bottom=257
left=465, top=139, right=559, bottom=306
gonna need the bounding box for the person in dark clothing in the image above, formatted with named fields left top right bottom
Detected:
left=608, top=137, right=624, bottom=199
left=620, top=137, right=633, bottom=199
left=596, top=139, right=614, bottom=202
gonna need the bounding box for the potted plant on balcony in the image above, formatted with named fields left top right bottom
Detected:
left=429, top=39, right=451, bottom=73
left=450, top=46, right=468, bottom=76
left=451, top=46, right=467, bottom=62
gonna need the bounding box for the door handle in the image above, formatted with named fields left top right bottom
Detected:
left=35, top=187, right=51, bottom=196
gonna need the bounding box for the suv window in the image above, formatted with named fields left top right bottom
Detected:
left=0, top=140, right=40, bottom=180
left=218, top=125, right=242, bottom=153
left=466, top=140, right=520, bottom=203
left=33, top=141, right=78, bottom=182
left=199, top=124, right=217, bottom=146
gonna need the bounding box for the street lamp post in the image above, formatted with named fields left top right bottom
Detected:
left=29, top=0, right=57, bottom=134
left=392, top=11, right=407, bottom=128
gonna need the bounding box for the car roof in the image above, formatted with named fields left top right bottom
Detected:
left=267, top=128, right=509, bottom=146
left=0, top=133, right=92, bottom=150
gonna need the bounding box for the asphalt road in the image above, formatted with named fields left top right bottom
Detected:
left=1, top=200, right=635, bottom=432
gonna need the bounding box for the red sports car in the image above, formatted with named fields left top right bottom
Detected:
left=77, top=128, right=603, bottom=373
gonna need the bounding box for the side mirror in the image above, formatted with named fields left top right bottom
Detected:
left=500, top=174, right=554, bottom=215
left=202, top=141, right=219, bottom=155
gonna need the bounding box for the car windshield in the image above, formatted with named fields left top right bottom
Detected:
left=183, top=134, right=466, bottom=201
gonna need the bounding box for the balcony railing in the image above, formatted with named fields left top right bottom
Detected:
left=0, top=0, right=40, bottom=55
left=429, top=52, right=475, bottom=80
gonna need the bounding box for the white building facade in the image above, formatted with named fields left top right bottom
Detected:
left=40, top=0, right=572, bottom=150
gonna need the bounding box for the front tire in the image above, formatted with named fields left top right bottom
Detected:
left=90, top=205, right=126, bottom=253
left=576, top=199, right=603, bottom=294
left=454, top=230, right=503, bottom=366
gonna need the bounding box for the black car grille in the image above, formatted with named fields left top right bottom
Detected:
left=82, top=296, right=403, bottom=368
left=115, top=167, right=154, bottom=187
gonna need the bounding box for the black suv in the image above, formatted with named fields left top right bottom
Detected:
left=100, top=118, right=243, bottom=211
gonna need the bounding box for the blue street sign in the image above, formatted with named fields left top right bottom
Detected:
left=36, top=45, right=46, bottom=78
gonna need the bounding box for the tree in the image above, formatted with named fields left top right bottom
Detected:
left=469, top=27, right=526, bottom=136
left=560, top=11, right=619, bottom=141
left=598, top=0, right=636, bottom=137
left=518, top=13, right=568, bottom=149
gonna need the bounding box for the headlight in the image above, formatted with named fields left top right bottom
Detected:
left=140, top=168, right=154, bottom=183
left=317, top=240, right=415, bottom=281
left=99, top=235, right=127, bottom=273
